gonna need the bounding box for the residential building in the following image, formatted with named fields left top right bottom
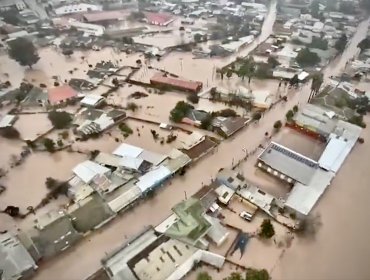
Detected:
left=0, top=114, right=17, bottom=128
left=144, top=12, right=174, bottom=26
left=150, top=73, right=203, bottom=93
left=48, top=84, right=78, bottom=106
left=54, top=3, right=102, bottom=16
left=82, top=11, right=125, bottom=25
left=0, top=0, right=26, bottom=11
left=80, top=94, right=105, bottom=107
left=212, top=116, right=248, bottom=137
left=72, top=160, right=111, bottom=184
left=0, top=233, right=37, bottom=280
left=179, top=132, right=217, bottom=161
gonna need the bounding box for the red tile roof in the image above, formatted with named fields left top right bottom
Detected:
left=48, top=85, right=78, bottom=105
left=150, top=73, right=203, bottom=93
left=144, top=12, right=174, bottom=26
left=83, top=10, right=125, bottom=23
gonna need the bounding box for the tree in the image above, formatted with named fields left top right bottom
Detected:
left=311, top=73, right=323, bottom=94
left=246, top=268, right=270, bottom=280
left=252, top=112, right=262, bottom=121
left=224, top=272, right=243, bottom=280
left=310, top=0, right=320, bottom=18
left=43, top=138, right=55, bottom=152
left=214, top=108, right=238, bottom=117
left=293, top=105, right=299, bottom=113
left=309, top=37, right=328, bottom=50
left=200, top=114, right=213, bottom=130
left=62, top=49, right=73, bottom=57
left=296, top=48, right=320, bottom=67
left=358, top=37, right=370, bottom=52
left=335, top=34, right=348, bottom=53
left=267, top=56, right=280, bottom=68
left=8, top=37, right=40, bottom=68
left=273, top=120, right=282, bottom=131
left=286, top=110, right=294, bottom=121
left=45, top=177, right=58, bottom=189
left=169, top=101, right=194, bottom=123
left=197, top=272, right=212, bottom=280
left=296, top=213, right=322, bottom=238
left=194, top=33, right=202, bottom=43
left=238, top=57, right=255, bottom=81
left=290, top=74, right=299, bottom=87
left=187, top=94, right=199, bottom=104
left=0, top=127, right=20, bottom=139
left=259, top=219, right=275, bottom=239
left=48, top=110, right=72, bottom=129
left=226, top=69, right=233, bottom=79
left=127, top=102, right=139, bottom=112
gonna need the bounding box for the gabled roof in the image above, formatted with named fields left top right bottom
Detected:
left=48, top=85, right=78, bottom=105
left=113, top=143, right=143, bottom=158
left=73, top=160, right=110, bottom=183
left=135, top=166, right=171, bottom=193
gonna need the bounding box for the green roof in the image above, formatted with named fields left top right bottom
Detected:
left=165, top=198, right=211, bottom=244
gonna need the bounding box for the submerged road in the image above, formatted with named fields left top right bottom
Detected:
left=33, top=14, right=369, bottom=280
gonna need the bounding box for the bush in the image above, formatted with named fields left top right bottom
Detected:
left=273, top=120, right=282, bottom=131
left=252, top=111, right=262, bottom=121
left=187, top=94, right=199, bottom=104
left=118, top=123, right=133, bottom=135
left=286, top=110, right=294, bottom=121
left=127, top=102, right=139, bottom=112
left=43, top=138, right=55, bottom=152
left=200, top=114, right=213, bottom=130
left=214, top=108, right=238, bottom=118
left=0, top=127, right=20, bottom=139
left=258, top=219, right=275, bottom=239
left=169, top=101, right=194, bottom=123
left=309, top=37, right=328, bottom=50
left=48, top=110, right=72, bottom=129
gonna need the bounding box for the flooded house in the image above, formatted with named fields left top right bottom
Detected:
left=0, top=232, right=38, bottom=280
left=179, top=131, right=217, bottom=161
left=80, top=94, right=105, bottom=108
left=18, top=210, right=83, bottom=260
left=211, top=116, right=248, bottom=138
left=0, top=114, right=17, bottom=129
left=47, top=84, right=79, bottom=107
left=144, top=12, right=174, bottom=26
left=150, top=73, right=203, bottom=93
left=101, top=227, right=225, bottom=280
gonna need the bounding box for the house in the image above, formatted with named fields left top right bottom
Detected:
left=182, top=109, right=209, bottom=127
left=135, top=165, right=172, bottom=193
left=48, top=84, right=78, bottom=106
left=101, top=227, right=225, bottom=280
left=0, top=114, right=17, bottom=129
left=82, top=10, right=125, bottom=25
left=150, top=73, right=203, bottom=93
left=54, top=3, right=102, bottom=16
left=18, top=210, right=82, bottom=260
left=20, top=86, right=48, bottom=107
left=179, top=132, right=217, bottom=161
left=67, top=193, right=115, bottom=234
left=0, top=232, right=37, bottom=280
left=73, top=160, right=111, bottom=184
left=0, top=0, right=26, bottom=11
left=212, top=116, right=248, bottom=137
left=80, top=94, right=105, bottom=107
left=274, top=45, right=298, bottom=67
left=144, top=12, right=174, bottom=26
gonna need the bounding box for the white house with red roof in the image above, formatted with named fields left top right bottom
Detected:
left=144, top=12, right=174, bottom=26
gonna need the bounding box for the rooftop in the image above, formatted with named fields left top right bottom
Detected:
left=258, top=142, right=319, bottom=185
left=48, top=84, right=78, bottom=105
left=150, top=73, right=203, bottom=93
left=73, top=160, right=111, bottom=184
left=83, top=11, right=125, bottom=23
left=113, top=143, right=144, bottom=158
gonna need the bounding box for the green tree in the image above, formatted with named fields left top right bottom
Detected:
left=273, top=120, right=282, bottom=131
left=296, top=48, right=320, bottom=67
left=194, top=33, right=202, bottom=43
left=286, top=110, right=294, bottom=121
left=127, top=102, right=139, bottom=112
left=335, top=34, right=348, bottom=53
left=259, top=219, right=275, bottom=239
left=197, top=272, right=212, bottom=280
left=187, top=94, right=199, bottom=104
left=62, top=49, right=73, bottom=57
left=293, top=105, right=299, bottom=113
left=224, top=272, right=243, bottom=280
left=252, top=111, right=262, bottom=121
left=200, top=114, right=213, bottom=130
left=48, top=110, right=72, bottom=129
left=310, top=0, right=320, bottom=18
left=169, top=101, right=194, bottom=123
left=226, top=69, right=233, bottom=79
left=311, top=73, right=323, bottom=94
left=8, top=37, right=40, bottom=68
left=245, top=268, right=270, bottom=280
left=43, top=138, right=55, bottom=152
left=309, top=37, right=328, bottom=50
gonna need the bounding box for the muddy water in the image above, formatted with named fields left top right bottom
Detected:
left=271, top=116, right=370, bottom=280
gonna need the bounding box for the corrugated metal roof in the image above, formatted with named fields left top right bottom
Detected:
left=119, top=156, right=144, bottom=171
left=138, top=150, right=167, bottom=166
left=150, top=73, right=202, bottom=92
left=180, top=131, right=205, bottom=150
left=0, top=114, right=17, bottom=128
left=318, top=137, right=348, bottom=172
left=113, top=143, right=143, bottom=158
left=72, top=160, right=110, bottom=183
left=107, top=185, right=142, bottom=213
left=80, top=94, right=104, bottom=106
left=135, top=166, right=171, bottom=192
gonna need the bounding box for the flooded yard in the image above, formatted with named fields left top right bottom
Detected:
left=14, top=113, right=53, bottom=141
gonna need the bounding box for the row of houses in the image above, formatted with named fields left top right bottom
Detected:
left=0, top=131, right=220, bottom=280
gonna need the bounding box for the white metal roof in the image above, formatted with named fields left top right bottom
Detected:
left=180, top=131, right=205, bottom=150
left=107, top=185, right=142, bottom=213
left=119, top=156, right=144, bottom=170
left=318, top=137, right=348, bottom=172
left=80, top=94, right=104, bottom=106
left=285, top=169, right=334, bottom=215
left=113, top=143, right=143, bottom=158
left=138, top=150, right=167, bottom=166
left=135, top=166, right=171, bottom=192
left=72, top=160, right=110, bottom=183
left=0, top=114, right=16, bottom=128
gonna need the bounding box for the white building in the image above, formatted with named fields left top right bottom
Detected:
left=54, top=3, right=102, bottom=16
